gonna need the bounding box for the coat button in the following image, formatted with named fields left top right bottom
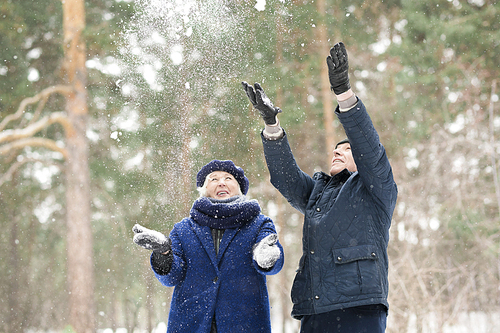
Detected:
left=315, top=295, right=320, bottom=300
left=337, top=256, right=342, bottom=262
left=371, top=252, right=376, bottom=257
left=213, top=277, right=218, bottom=283
left=310, top=250, right=315, bottom=254
left=316, top=207, right=321, bottom=212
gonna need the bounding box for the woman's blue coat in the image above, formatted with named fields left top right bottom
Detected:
left=151, top=214, right=284, bottom=333
left=262, top=98, right=397, bottom=319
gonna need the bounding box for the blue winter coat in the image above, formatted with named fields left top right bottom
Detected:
left=151, top=199, right=284, bottom=333
left=261, top=98, right=397, bottom=319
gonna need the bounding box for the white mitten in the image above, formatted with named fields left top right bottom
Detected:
left=253, top=234, right=281, bottom=269
left=132, top=224, right=171, bottom=254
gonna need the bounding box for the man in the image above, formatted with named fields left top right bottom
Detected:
left=133, top=160, right=284, bottom=333
left=242, top=42, right=397, bottom=333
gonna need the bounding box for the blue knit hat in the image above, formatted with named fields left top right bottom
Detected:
left=196, top=160, right=249, bottom=195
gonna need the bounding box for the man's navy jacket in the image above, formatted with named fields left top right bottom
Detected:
left=261, top=98, right=397, bottom=319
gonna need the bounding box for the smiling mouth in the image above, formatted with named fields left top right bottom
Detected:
left=217, top=191, right=229, bottom=196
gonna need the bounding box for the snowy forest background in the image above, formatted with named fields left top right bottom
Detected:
left=1, top=0, right=499, bottom=332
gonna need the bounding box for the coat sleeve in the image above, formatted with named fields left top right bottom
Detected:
left=252, top=216, right=284, bottom=276
left=336, top=98, right=397, bottom=212
left=151, top=224, right=187, bottom=287
left=261, top=131, right=315, bottom=214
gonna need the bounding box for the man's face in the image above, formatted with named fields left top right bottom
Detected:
left=329, top=143, right=357, bottom=176
left=205, top=171, right=240, bottom=199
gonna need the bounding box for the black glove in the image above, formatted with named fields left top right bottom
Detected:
left=326, top=42, right=351, bottom=95
left=132, top=224, right=171, bottom=254
left=242, top=81, right=282, bottom=125
left=151, top=251, right=174, bottom=275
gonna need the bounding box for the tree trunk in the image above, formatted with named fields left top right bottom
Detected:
left=179, top=91, right=193, bottom=213
left=316, top=0, right=343, bottom=164
left=316, top=0, right=334, bottom=164
left=61, top=0, right=95, bottom=332
left=8, top=209, right=22, bottom=332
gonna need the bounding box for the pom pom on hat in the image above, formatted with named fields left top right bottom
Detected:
left=197, top=160, right=249, bottom=195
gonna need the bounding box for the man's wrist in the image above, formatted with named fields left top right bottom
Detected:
left=337, top=90, right=357, bottom=112
left=336, top=89, right=354, bottom=102
left=263, top=119, right=284, bottom=140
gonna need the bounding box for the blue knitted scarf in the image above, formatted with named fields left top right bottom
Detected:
left=190, top=195, right=261, bottom=230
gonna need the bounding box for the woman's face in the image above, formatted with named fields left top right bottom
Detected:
left=205, top=171, right=241, bottom=199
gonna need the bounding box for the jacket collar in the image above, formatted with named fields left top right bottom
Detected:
left=190, top=223, right=239, bottom=267
left=315, top=168, right=352, bottom=183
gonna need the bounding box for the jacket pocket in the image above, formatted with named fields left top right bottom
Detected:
left=332, top=245, right=382, bottom=296
left=291, top=255, right=308, bottom=304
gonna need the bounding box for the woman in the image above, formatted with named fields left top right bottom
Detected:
left=133, top=159, right=284, bottom=333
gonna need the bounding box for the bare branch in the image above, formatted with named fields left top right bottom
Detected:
left=409, top=255, right=430, bottom=298
left=0, top=157, right=64, bottom=187
left=0, top=112, right=74, bottom=144
left=0, top=84, right=74, bottom=131
left=0, top=137, right=68, bottom=159
left=26, top=91, right=50, bottom=126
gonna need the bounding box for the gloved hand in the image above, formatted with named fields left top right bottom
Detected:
left=326, top=42, right=351, bottom=95
left=132, top=224, right=171, bottom=254
left=253, top=234, right=281, bottom=269
left=242, top=82, right=282, bottom=125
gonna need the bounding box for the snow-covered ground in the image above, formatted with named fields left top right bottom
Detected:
left=390, top=311, right=500, bottom=333
left=27, top=311, right=500, bottom=333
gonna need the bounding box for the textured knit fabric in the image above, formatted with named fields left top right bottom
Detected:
left=196, top=160, right=249, bottom=195
left=151, top=196, right=284, bottom=333
left=190, top=196, right=261, bottom=229
left=261, top=98, right=397, bottom=319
